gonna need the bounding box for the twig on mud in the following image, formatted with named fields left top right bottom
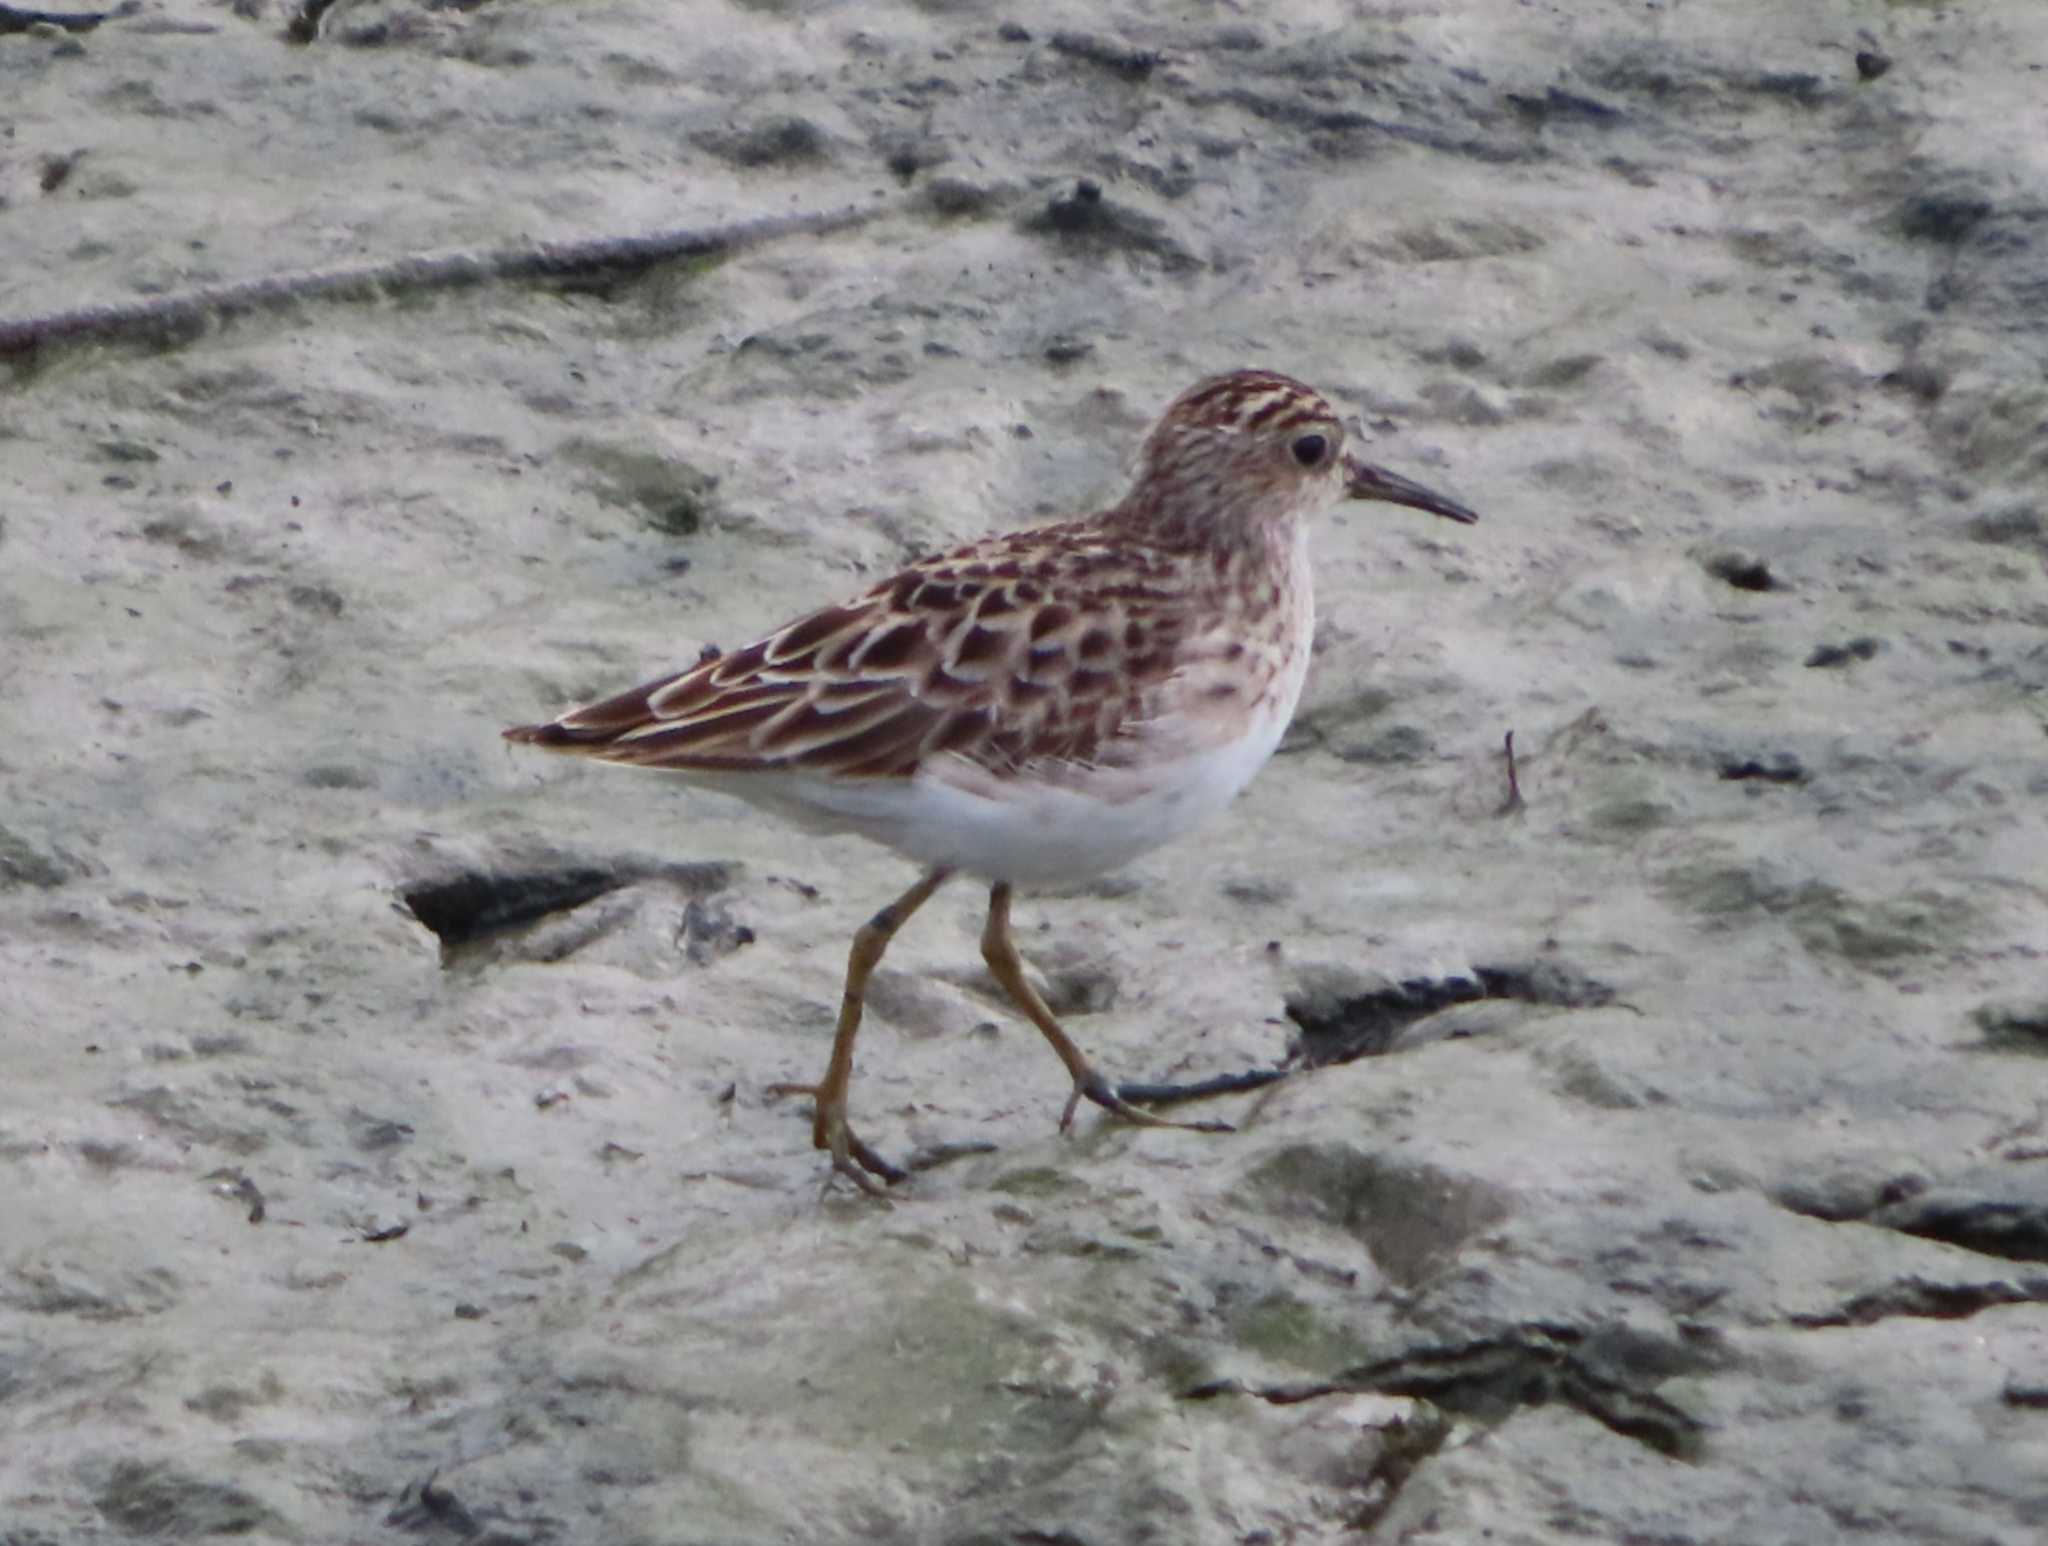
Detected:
left=1496, top=729, right=1524, bottom=816
left=0, top=2, right=127, bottom=33
left=0, top=203, right=886, bottom=362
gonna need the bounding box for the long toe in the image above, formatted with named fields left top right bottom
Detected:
left=840, top=1130, right=909, bottom=1190
left=1071, top=1068, right=1236, bottom=1134
left=766, top=1082, right=908, bottom=1192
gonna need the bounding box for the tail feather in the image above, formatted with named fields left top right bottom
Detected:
left=503, top=720, right=592, bottom=748
left=504, top=662, right=701, bottom=753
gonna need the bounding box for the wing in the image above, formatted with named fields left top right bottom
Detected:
left=504, top=522, right=1196, bottom=780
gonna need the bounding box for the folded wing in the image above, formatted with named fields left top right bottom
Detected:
left=504, top=526, right=1191, bottom=780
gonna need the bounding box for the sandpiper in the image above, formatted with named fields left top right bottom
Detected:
left=507, top=369, right=1477, bottom=1190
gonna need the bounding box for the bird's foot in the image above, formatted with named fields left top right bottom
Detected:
left=764, top=1081, right=906, bottom=1196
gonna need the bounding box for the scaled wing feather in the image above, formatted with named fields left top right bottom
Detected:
left=512, top=527, right=1198, bottom=779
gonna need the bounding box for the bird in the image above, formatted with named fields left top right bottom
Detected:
left=505, top=368, right=1477, bottom=1192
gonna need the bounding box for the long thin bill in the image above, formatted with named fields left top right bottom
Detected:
left=1344, top=455, right=1479, bottom=525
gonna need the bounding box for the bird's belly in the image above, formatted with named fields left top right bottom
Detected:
left=896, top=703, right=1291, bottom=884
left=705, top=706, right=1290, bottom=884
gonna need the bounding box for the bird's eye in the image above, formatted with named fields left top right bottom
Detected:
left=1291, top=433, right=1329, bottom=468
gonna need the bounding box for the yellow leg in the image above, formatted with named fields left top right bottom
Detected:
left=979, top=883, right=1233, bottom=1137
left=768, top=867, right=951, bottom=1193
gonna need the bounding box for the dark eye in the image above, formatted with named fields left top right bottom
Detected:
left=1291, top=433, right=1329, bottom=468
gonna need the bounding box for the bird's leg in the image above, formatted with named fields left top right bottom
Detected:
left=768, top=867, right=951, bottom=1194
left=979, top=882, right=1234, bottom=1137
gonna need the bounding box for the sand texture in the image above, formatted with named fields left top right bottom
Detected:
left=4, top=1, right=2047, bottom=1541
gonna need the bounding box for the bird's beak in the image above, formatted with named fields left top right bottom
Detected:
left=1343, top=453, right=1479, bottom=525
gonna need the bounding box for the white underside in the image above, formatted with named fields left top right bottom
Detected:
left=909, top=737, right=1276, bottom=882
left=688, top=690, right=1295, bottom=885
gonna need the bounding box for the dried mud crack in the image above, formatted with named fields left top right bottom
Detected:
left=1284, top=961, right=1617, bottom=1068
left=1787, top=1273, right=2048, bottom=1330
left=1120, top=960, right=1616, bottom=1111
left=1188, top=1324, right=1711, bottom=1461
left=400, top=858, right=734, bottom=958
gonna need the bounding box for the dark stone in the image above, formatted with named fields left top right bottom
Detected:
left=1507, top=87, right=1622, bottom=126
left=1899, top=194, right=1992, bottom=245
left=1751, top=72, right=1824, bottom=103
left=1703, top=550, right=1782, bottom=592
left=1720, top=754, right=1807, bottom=785
left=1877, top=362, right=1946, bottom=401
left=1805, top=637, right=1882, bottom=668
left=1049, top=31, right=1161, bottom=81
left=402, top=867, right=628, bottom=947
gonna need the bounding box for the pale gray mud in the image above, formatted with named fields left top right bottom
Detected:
left=3, top=2, right=2045, bottom=1542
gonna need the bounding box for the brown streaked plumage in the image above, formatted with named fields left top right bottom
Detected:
left=513, top=518, right=1189, bottom=780
left=506, top=368, right=1477, bottom=1193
